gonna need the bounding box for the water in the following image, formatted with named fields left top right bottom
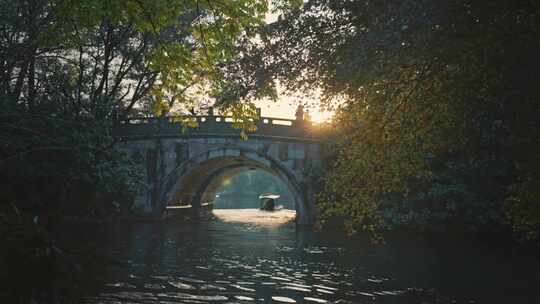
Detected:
left=69, top=209, right=539, bottom=303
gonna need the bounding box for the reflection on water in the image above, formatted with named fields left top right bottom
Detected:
left=74, top=209, right=540, bottom=304
left=212, top=209, right=296, bottom=227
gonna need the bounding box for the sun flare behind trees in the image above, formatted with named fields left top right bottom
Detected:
left=226, top=0, right=540, bottom=239
left=288, top=0, right=539, bottom=239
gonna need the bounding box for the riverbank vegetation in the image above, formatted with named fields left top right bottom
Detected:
left=235, top=0, right=539, bottom=241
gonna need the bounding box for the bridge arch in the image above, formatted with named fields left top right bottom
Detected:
left=159, top=145, right=310, bottom=224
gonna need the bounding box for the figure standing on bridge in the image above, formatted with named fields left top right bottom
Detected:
left=295, top=104, right=312, bottom=122
left=295, top=105, right=305, bottom=121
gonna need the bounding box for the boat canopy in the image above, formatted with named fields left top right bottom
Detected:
left=258, top=194, right=280, bottom=200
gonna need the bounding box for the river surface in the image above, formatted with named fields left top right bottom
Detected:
left=72, top=209, right=539, bottom=304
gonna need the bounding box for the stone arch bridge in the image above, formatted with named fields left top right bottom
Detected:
left=113, top=113, right=322, bottom=225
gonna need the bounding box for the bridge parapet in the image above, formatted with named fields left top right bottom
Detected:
left=113, top=115, right=319, bottom=142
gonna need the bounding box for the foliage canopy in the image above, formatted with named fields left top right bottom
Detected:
left=227, top=0, right=540, bottom=238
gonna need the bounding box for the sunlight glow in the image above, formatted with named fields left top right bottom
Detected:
left=260, top=4, right=334, bottom=123
left=255, top=99, right=333, bottom=123
left=255, top=88, right=334, bottom=123
left=212, top=209, right=296, bottom=227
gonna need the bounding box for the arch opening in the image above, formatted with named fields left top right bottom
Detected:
left=208, top=169, right=295, bottom=210
left=162, top=153, right=308, bottom=224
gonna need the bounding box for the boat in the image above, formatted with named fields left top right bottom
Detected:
left=258, top=194, right=283, bottom=211
left=163, top=202, right=213, bottom=219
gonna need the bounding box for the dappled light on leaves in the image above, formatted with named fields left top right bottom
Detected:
left=248, top=0, right=540, bottom=239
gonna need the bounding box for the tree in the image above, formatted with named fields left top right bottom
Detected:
left=228, top=0, right=540, bottom=238
left=0, top=0, right=297, bottom=211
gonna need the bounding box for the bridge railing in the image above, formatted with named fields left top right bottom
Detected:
left=117, top=115, right=297, bottom=125
left=113, top=114, right=318, bottom=141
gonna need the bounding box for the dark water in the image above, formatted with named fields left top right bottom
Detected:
left=72, top=210, right=539, bottom=304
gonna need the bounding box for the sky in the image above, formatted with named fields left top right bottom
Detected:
left=254, top=90, right=334, bottom=123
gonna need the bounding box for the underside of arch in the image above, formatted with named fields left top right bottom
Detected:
left=161, top=152, right=309, bottom=224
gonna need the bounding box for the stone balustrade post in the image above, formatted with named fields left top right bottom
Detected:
left=256, top=107, right=261, bottom=119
